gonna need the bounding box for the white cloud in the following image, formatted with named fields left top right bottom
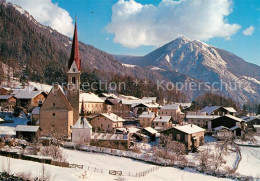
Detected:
left=243, top=26, right=255, bottom=36
left=106, top=0, right=241, bottom=48
left=7, top=0, right=74, bottom=37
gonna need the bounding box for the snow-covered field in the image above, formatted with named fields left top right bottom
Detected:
left=0, top=148, right=231, bottom=181
left=237, top=147, right=260, bottom=178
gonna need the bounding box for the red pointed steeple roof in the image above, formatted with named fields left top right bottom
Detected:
left=81, top=99, right=85, bottom=112
left=68, top=21, right=81, bottom=71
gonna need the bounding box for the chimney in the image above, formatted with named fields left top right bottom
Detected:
left=191, top=124, right=193, bottom=127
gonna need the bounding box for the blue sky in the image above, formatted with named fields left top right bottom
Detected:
left=9, top=0, right=260, bottom=65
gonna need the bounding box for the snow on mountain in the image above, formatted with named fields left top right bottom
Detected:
left=150, top=66, right=165, bottom=71
left=115, top=37, right=260, bottom=104
left=243, top=76, right=260, bottom=85
left=122, top=63, right=136, bottom=68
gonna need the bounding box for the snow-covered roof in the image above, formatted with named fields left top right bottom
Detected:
left=186, top=115, right=220, bottom=119
left=153, top=116, right=171, bottom=123
left=14, top=90, right=44, bottom=99
left=31, top=107, right=40, bottom=115
left=72, top=118, right=92, bottom=129
left=91, top=133, right=128, bottom=140
left=118, top=94, right=140, bottom=100
left=100, top=93, right=118, bottom=99
left=132, top=103, right=159, bottom=108
left=240, top=116, right=248, bottom=120
left=240, top=116, right=260, bottom=122
left=141, top=97, right=157, bottom=102
left=172, top=124, right=205, bottom=134
left=230, top=125, right=240, bottom=130
left=15, top=125, right=39, bottom=132
left=121, top=99, right=142, bottom=105
left=0, top=95, right=13, bottom=100
left=225, top=115, right=243, bottom=122
left=201, top=106, right=221, bottom=115
left=253, top=125, right=260, bottom=128
left=28, top=82, right=52, bottom=93
left=80, top=93, right=104, bottom=103
left=174, top=103, right=192, bottom=108
left=154, top=127, right=165, bottom=131
left=214, top=126, right=230, bottom=131
left=138, top=111, right=155, bottom=118
left=144, top=127, right=158, bottom=134
left=223, top=107, right=236, bottom=113
left=116, top=127, right=140, bottom=134
left=160, top=104, right=180, bottom=110
left=0, top=118, right=4, bottom=122
left=0, top=87, right=11, bottom=90
left=99, top=113, right=125, bottom=122
left=127, top=127, right=140, bottom=133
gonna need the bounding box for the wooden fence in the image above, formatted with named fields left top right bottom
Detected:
left=0, top=150, right=69, bottom=168
left=69, top=164, right=83, bottom=169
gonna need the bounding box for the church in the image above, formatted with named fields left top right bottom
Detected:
left=39, top=22, right=104, bottom=138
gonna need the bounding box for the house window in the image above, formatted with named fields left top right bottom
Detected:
left=98, top=118, right=99, bottom=120
left=73, top=68, right=76, bottom=72
left=185, top=135, right=188, bottom=142
left=101, top=124, right=103, bottom=127
left=162, top=123, right=164, bottom=126
left=108, top=125, right=110, bottom=128
left=177, top=134, right=180, bottom=140
left=156, top=123, right=158, bottom=126
left=53, top=103, right=55, bottom=107
left=52, top=113, right=55, bottom=116
left=72, top=77, right=76, bottom=84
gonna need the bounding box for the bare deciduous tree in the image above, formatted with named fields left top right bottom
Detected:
left=198, top=150, right=210, bottom=171
left=211, top=153, right=226, bottom=173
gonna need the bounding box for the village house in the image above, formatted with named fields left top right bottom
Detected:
left=139, top=127, right=158, bottom=141
left=240, top=116, right=260, bottom=128
left=80, top=92, right=104, bottom=114
left=160, top=124, right=205, bottom=150
left=208, top=115, right=244, bottom=136
left=13, top=89, right=47, bottom=108
left=152, top=116, right=172, bottom=131
left=90, top=113, right=125, bottom=132
left=201, top=106, right=236, bottom=116
left=138, top=111, right=156, bottom=127
left=0, top=95, right=16, bottom=111
left=158, top=103, right=184, bottom=123
left=132, top=103, right=159, bottom=117
left=185, top=114, right=220, bottom=129
left=15, top=125, right=40, bottom=141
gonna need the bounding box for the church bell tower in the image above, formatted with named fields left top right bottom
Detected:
left=67, top=21, right=81, bottom=124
